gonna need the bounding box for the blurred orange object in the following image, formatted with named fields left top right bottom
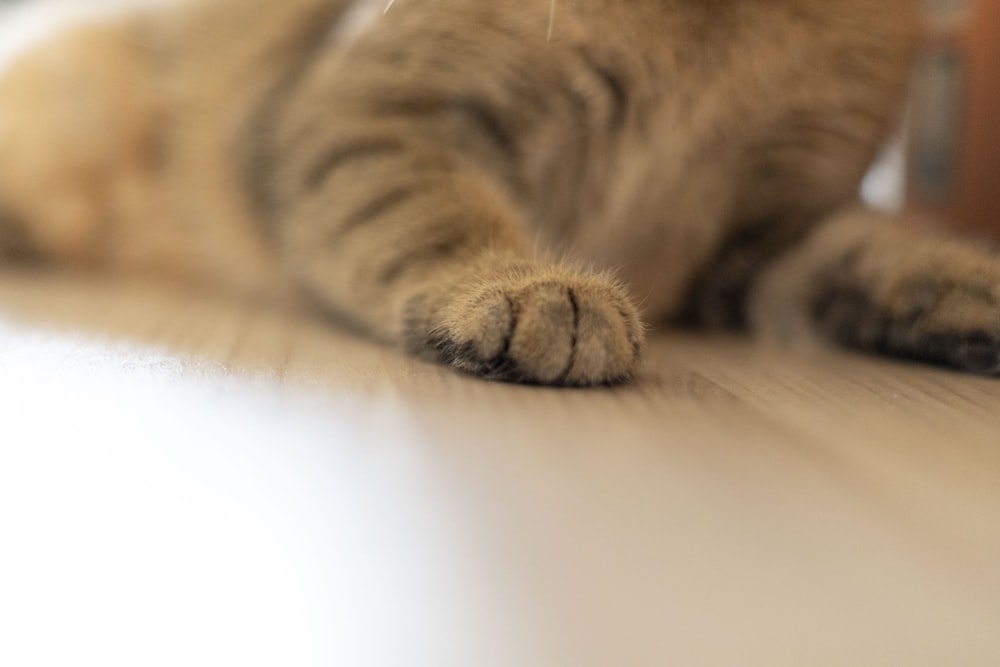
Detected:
left=907, top=0, right=1000, bottom=237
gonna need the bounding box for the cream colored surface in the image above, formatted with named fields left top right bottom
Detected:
left=0, top=269, right=998, bottom=666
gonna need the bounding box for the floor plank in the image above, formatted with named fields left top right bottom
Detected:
left=1, top=269, right=999, bottom=665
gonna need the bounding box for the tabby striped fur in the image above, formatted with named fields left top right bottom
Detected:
left=2, top=0, right=998, bottom=384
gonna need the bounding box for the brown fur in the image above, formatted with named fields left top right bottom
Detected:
left=1, top=0, right=997, bottom=384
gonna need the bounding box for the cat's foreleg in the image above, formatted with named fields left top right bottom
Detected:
left=269, top=137, right=643, bottom=386
left=747, top=206, right=1000, bottom=374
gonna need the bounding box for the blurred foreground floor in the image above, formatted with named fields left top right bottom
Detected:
left=1, top=269, right=999, bottom=666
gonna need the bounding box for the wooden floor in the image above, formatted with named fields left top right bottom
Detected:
left=1, top=268, right=999, bottom=666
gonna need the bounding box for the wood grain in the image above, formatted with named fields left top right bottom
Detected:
left=1, top=268, right=998, bottom=665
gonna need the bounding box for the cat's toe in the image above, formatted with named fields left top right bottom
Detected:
left=410, top=269, right=643, bottom=386
left=556, top=281, right=645, bottom=385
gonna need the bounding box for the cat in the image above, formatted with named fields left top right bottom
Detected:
left=1, top=0, right=998, bottom=386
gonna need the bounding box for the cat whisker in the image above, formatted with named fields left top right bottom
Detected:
left=547, top=0, right=557, bottom=42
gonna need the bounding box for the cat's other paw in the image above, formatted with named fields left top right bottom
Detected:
left=405, top=263, right=644, bottom=386
left=814, top=277, right=1000, bottom=376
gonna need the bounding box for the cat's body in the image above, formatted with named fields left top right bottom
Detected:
left=2, top=0, right=999, bottom=385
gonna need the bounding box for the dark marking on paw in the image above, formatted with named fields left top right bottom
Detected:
left=812, top=285, right=884, bottom=348
left=403, top=284, right=636, bottom=387
left=555, top=288, right=581, bottom=384
left=499, top=294, right=517, bottom=363
left=811, top=280, right=1000, bottom=377
left=405, top=293, right=523, bottom=383
left=429, top=336, right=527, bottom=385
left=898, top=279, right=942, bottom=326
left=466, top=295, right=526, bottom=382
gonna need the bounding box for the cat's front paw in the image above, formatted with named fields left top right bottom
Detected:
left=815, top=276, right=1000, bottom=376
left=405, top=264, right=644, bottom=386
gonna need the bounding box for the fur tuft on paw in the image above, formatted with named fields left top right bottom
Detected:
left=404, top=261, right=643, bottom=386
